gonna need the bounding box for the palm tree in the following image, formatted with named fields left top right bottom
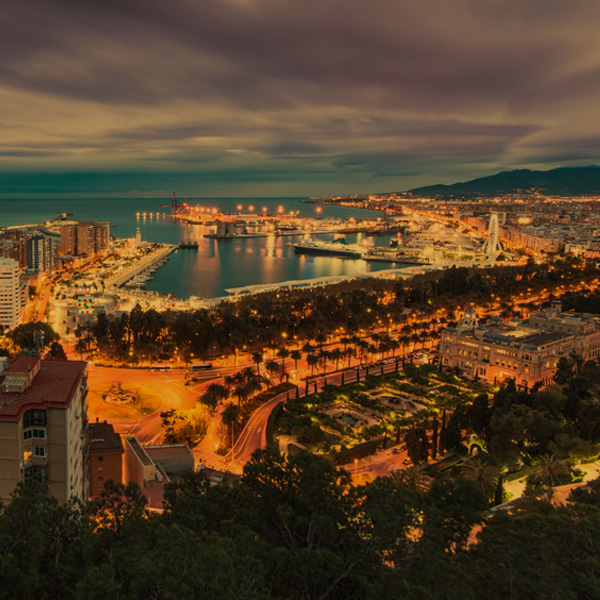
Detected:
left=265, top=359, right=280, bottom=383
left=290, top=349, right=302, bottom=373
left=198, top=382, right=228, bottom=413
left=314, top=331, right=327, bottom=350
left=461, top=458, right=498, bottom=498
left=251, top=351, right=263, bottom=375
left=344, top=346, right=355, bottom=368
left=221, top=402, right=241, bottom=443
left=391, top=466, right=432, bottom=494
left=277, top=347, right=290, bottom=373
left=318, top=349, right=331, bottom=375
left=306, top=353, right=319, bottom=377
left=302, top=341, right=316, bottom=355
left=410, top=333, right=421, bottom=353
left=356, top=339, right=370, bottom=365
left=531, top=454, right=571, bottom=488
left=329, top=347, right=343, bottom=372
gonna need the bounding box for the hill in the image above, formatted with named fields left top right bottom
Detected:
left=408, top=165, right=600, bottom=197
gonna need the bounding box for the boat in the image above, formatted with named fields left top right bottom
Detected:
left=292, top=239, right=364, bottom=259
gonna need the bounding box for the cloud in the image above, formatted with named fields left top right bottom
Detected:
left=0, top=0, right=599, bottom=194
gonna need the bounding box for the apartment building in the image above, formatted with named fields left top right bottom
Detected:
left=88, top=419, right=124, bottom=497
left=0, top=231, right=28, bottom=269
left=60, top=221, right=110, bottom=256
left=0, top=257, right=23, bottom=330
left=0, top=356, right=88, bottom=503
left=27, top=234, right=55, bottom=273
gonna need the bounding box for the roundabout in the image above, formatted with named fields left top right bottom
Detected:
left=88, top=381, right=163, bottom=419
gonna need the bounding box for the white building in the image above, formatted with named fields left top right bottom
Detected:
left=439, top=301, right=600, bottom=388
left=0, top=257, right=22, bottom=330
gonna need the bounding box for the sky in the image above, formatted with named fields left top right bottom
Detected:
left=1, top=0, right=600, bottom=197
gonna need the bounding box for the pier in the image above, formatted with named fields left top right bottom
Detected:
left=105, top=244, right=178, bottom=289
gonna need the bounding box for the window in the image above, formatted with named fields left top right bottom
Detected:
left=34, top=446, right=46, bottom=458
left=24, top=465, right=47, bottom=483
left=23, top=428, right=46, bottom=440
left=98, top=456, right=103, bottom=462
left=23, top=409, right=47, bottom=428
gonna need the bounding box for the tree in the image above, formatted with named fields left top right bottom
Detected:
left=221, top=402, right=241, bottom=440
left=306, top=353, right=319, bottom=376
left=199, top=382, right=228, bottom=413
left=405, top=427, right=429, bottom=464
left=277, top=346, right=289, bottom=374
left=529, top=454, right=571, bottom=489
left=44, top=341, right=67, bottom=361
left=251, top=351, right=263, bottom=375
left=264, top=359, right=280, bottom=383
left=290, top=349, right=302, bottom=374
left=8, top=322, right=58, bottom=351
left=461, top=457, right=498, bottom=499
left=160, top=408, right=208, bottom=447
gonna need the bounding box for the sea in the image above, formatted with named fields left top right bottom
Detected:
left=0, top=197, right=401, bottom=299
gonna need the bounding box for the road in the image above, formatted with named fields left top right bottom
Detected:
left=87, top=366, right=200, bottom=444
left=220, top=359, right=403, bottom=473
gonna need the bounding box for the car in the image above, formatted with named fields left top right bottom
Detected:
left=403, top=458, right=411, bottom=465
left=391, top=448, right=400, bottom=454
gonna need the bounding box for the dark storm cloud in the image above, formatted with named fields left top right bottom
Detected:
left=1, top=0, right=599, bottom=195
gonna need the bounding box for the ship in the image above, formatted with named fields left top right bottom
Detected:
left=292, top=239, right=365, bottom=258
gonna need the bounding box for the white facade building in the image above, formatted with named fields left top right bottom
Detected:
left=0, top=257, right=22, bottom=330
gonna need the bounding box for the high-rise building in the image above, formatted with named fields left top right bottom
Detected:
left=0, top=356, right=89, bottom=503
left=0, top=257, right=22, bottom=330
left=60, top=221, right=110, bottom=256
left=0, top=231, right=28, bottom=269
left=92, top=222, right=110, bottom=253
left=27, top=235, right=54, bottom=273
left=60, top=223, right=78, bottom=255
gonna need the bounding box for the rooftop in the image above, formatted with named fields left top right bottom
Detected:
left=145, top=444, right=192, bottom=460
left=0, top=359, right=86, bottom=420
left=522, top=330, right=572, bottom=347
left=5, top=355, right=40, bottom=374
left=89, top=420, right=124, bottom=454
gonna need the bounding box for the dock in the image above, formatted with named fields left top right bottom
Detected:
left=105, top=244, right=178, bottom=289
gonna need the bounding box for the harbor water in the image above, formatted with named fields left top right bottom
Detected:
left=0, top=197, right=402, bottom=299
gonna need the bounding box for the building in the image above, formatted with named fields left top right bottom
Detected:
left=88, top=419, right=124, bottom=497
left=27, top=234, right=55, bottom=273
left=0, top=257, right=23, bottom=330
left=439, top=302, right=600, bottom=388
left=123, top=437, right=194, bottom=509
left=0, top=231, right=28, bottom=269
left=0, top=356, right=88, bottom=503
left=60, top=223, right=78, bottom=256
left=60, top=221, right=110, bottom=256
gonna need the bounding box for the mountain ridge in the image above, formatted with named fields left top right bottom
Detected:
left=408, top=165, right=600, bottom=196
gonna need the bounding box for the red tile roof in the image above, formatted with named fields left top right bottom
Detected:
left=5, top=356, right=40, bottom=373
left=0, top=359, right=87, bottom=420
